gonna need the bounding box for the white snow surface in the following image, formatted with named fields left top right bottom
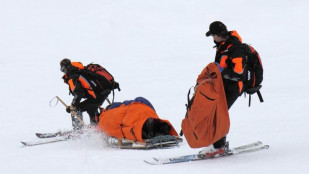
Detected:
left=1, top=0, right=309, bottom=173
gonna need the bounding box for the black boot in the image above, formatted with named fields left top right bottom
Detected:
left=71, top=111, right=83, bottom=130
left=89, top=110, right=100, bottom=126
left=213, top=136, right=227, bottom=149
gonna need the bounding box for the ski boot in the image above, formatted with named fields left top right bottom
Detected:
left=198, top=142, right=230, bottom=158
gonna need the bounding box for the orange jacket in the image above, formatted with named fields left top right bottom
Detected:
left=213, top=30, right=245, bottom=94
left=62, top=62, right=99, bottom=106
left=63, top=62, right=97, bottom=99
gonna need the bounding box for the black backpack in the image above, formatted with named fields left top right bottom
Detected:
left=82, top=63, right=120, bottom=101
left=241, top=43, right=264, bottom=106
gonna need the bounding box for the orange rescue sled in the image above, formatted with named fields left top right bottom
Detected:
left=97, top=97, right=181, bottom=148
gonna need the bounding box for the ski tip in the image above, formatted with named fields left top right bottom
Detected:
left=35, top=133, right=43, bottom=138
left=20, top=141, right=29, bottom=146
left=144, top=160, right=156, bottom=165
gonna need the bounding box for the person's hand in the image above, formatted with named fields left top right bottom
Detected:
left=66, top=105, right=76, bottom=113
left=214, top=62, right=224, bottom=72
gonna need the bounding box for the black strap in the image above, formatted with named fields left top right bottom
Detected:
left=181, top=87, right=194, bottom=136
left=186, top=87, right=194, bottom=110
left=186, top=88, right=191, bottom=109
left=257, top=90, right=264, bottom=103
left=120, top=124, right=126, bottom=139
left=112, top=89, right=115, bottom=103
left=248, top=89, right=264, bottom=107
left=130, top=128, right=138, bottom=142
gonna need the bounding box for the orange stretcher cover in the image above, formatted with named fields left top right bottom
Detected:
left=98, top=102, right=178, bottom=142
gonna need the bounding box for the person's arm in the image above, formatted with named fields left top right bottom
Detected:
left=68, top=78, right=84, bottom=107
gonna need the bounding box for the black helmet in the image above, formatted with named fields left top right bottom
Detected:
left=205, top=21, right=228, bottom=37
left=60, top=58, right=71, bottom=73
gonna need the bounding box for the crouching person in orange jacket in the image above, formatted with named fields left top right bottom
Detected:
left=60, top=58, right=114, bottom=130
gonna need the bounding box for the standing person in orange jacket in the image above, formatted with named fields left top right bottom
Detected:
left=198, top=21, right=246, bottom=157
left=60, top=58, right=111, bottom=130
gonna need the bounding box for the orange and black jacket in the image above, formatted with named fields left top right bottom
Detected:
left=62, top=62, right=101, bottom=107
left=214, top=30, right=246, bottom=95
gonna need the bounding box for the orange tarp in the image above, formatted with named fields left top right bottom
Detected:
left=98, top=102, right=178, bottom=142
left=181, top=62, right=230, bottom=148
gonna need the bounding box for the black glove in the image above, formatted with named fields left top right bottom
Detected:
left=66, top=105, right=76, bottom=113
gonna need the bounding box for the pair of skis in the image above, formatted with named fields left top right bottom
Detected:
left=21, top=133, right=269, bottom=165
left=21, top=130, right=183, bottom=149
left=21, top=130, right=75, bottom=146
left=144, top=141, right=269, bottom=165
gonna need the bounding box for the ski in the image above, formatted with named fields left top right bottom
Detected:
left=22, top=129, right=92, bottom=147
left=35, top=130, right=73, bottom=138
left=21, top=136, right=70, bottom=146
left=144, top=141, right=269, bottom=165
left=35, top=129, right=89, bottom=139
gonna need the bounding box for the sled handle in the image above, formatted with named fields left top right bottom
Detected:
left=56, top=96, right=68, bottom=107
left=55, top=96, right=87, bottom=126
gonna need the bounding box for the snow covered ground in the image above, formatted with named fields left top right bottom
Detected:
left=1, top=0, right=309, bottom=173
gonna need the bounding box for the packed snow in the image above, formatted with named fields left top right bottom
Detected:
left=1, top=0, right=308, bottom=173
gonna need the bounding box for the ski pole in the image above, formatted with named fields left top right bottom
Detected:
left=55, top=96, right=87, bottom=126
